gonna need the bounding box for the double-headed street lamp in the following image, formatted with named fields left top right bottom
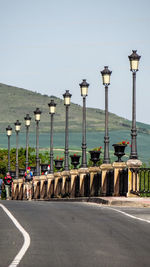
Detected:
left=34, top=108, right=41, bottom=176
left=101, top=66, right=112, bottom=164
left=6, top=125, right=12, bottom=172
left=79, top=79, right=89, bottom=168
left=24, top=114, right=31, bottom=171
left=63, top=90, right=72, bottom=171
left=14, top=120, right=21, bottom=179
left=48, top=100, right=56, bottom=174
left=128, top=50, right=141, bottom=159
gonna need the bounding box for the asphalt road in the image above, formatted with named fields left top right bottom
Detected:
left=1, top=201, right=150, bottom=267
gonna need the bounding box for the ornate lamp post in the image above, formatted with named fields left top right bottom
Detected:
left=128, top=50, right=141, bottom=159
left=63, top=90, right=72, bottom=171
left=34, top=108, right=41, bottom=176
left=101, top=66, right=112, bottom=164
left=79, top=79, right=89, bottom=168
left=24, top=114, right=31, bottom=171
left=14, top=120, right=21, bottom=179
left=6, top=125, right=12, bottom=172
left=48, top=100, right=56, bottom=174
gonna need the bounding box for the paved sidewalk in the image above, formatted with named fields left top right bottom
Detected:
left=87, top=196, right=150, bottom=207
left=37, top=196, right=150, bottom=207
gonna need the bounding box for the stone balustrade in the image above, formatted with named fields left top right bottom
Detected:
left=11, top=161, right=142, bottom=200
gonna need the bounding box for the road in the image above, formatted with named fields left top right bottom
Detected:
left=1, top=200, right=150, bottom=267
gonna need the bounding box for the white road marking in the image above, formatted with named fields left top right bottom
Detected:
left=0, top=203, right=31, bottom=267
left=84, top=202, right=150, bottom=224
left=107, top=207, right=150, bottom=224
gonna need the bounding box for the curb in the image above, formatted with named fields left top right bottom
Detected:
left=34, top=197, right=150, bottom=207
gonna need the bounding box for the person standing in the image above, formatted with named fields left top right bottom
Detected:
left=24, top=167, right=33, bottom=200
left=4, top=172, right=12, bottom=200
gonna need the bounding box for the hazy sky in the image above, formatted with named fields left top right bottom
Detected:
left=1, top=0, right=150, bottom=124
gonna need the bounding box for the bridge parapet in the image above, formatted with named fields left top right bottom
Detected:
left=11, top=160, right=144, bottom=200
left=100, top=164, right=113, bottom=196
left=112, top=162, right=127, bottom=196
left=126, top=159, right=142, bottom=196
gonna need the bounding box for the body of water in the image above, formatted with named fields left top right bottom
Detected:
left=1, top=130, right=150, bottom=163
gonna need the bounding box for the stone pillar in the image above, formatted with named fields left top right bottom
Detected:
left=70, top=169, right=79, bottom=198
left=126, top=159, right=142, bottom=197
left=47, top=174, right=54, bottom=198
left=12, top=179, right=18, bottom=199
left=61, top=170, right=70, bottom=195
left=54, top=172, right=62, bottom=197
left=78, top=168, right=89, bottom=197
left=89, top=166, right=100, bottom=196
left=18, top=178, right=24, bottom=200
left=33, top=176, right=40, bottom=199
left=112, top=162, right=126, bottom=196
left=39, top=175, right=47, bottom=199
left=100, top=164, right=112, bottom=196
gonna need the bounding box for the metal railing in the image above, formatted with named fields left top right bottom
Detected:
left=130, top=168, right=150, bottom=195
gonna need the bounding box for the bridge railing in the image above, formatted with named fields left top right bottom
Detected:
left=12, top=164, right=150, bottom=200
left=130, top=168, right=150, bottom=196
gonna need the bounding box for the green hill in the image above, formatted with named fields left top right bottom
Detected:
left=1, top=83, right=150, bottom=134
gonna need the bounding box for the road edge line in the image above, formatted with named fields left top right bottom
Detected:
left=107, top=207, right=150, bottom=224
left=0, top=203, right=31, bottom=267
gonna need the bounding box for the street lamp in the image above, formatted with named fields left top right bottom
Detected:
left=24, top=114, right=31, bottom=171
left=14, top=120, right=21, bottom=179
left=34, top=108, right=41, bottom=176
left=101, top=66, right=112, bottom=164
left=6, top=125, right=12, bottom=172
left=79, top=79, right=89, bottom=168
left=48, top=100, right=56, bottom=174
left=63, top=90, right=72, bottom=171
left=128, top=50, right=141, bottom=159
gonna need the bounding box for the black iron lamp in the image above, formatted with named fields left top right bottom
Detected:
left=34, top=108, right=41, bottom=121
left=101, top=66, right=112, bottom=86
left=34, top=108, right=42, bottom=176
left=128, top=50, right=141, bottom=159
left=24, top=114, right=31, bottom=171
left=48, top=100, right=56, bottom=174
left=79, top=79, right=89, bottom=168
left=6, top=125, right=12, bottom=172
left=101, top=66, right=112, bottom=164
left=63, top=90, right=72, bottom=171
left=128, top=50, right=141, bottom=72
left=14, top=120, right=21, bottom=179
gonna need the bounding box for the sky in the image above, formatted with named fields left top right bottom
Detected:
left=0, top=0, right=150, bottom=124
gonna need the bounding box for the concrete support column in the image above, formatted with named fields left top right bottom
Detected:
left=33, top=176, right=40, bottom=199
left=47, top=174, right=54, bottom=198
left=70, top=169, right=79, bottom=198
left=126, top=159, right=142, bottom=197
left=78, top=168, right=89, bottom=197
left=39, top=175, right=47, bottom=199
left=61, top=171, right=70, bottom=195
left=12, top=180, right=18, bottom=199
left=100, top=164, right=112, bottom=196
left=54, top=172, right=61, bottom=197
left=112, top=162, right=126, bottom=196
left=89, top=166, right=100, bottom=196
left=18, top=178, right=23, bottom=199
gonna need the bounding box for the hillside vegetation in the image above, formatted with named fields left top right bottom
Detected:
left=1, top=83, right=150, bottom=134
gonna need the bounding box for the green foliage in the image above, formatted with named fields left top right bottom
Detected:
left=91, top=146, right=102, bottom=151
left=0, top=147, right=37, bottom=178
left=88, top=158, right=103, bottom=167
